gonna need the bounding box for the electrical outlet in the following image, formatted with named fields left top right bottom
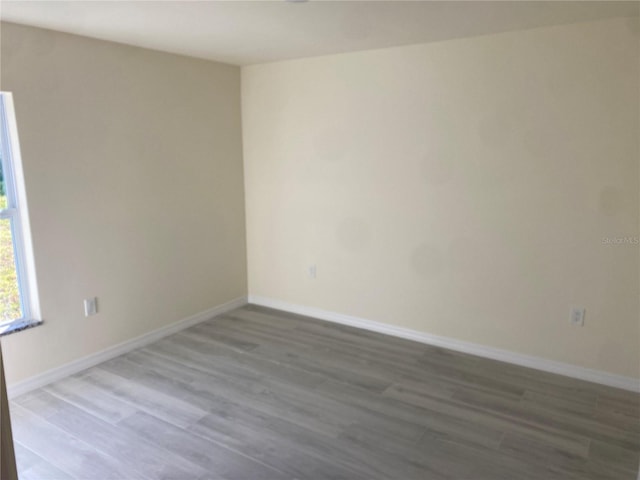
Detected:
left=570, top=307, right=585, bottom=326
left=84, top=297, right=98, bottom=317
left=308, top=265, right=317, bottom=279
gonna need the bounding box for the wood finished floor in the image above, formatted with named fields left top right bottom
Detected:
left=10, top=305, right=640, bottom=480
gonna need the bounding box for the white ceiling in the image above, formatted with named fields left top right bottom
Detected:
left=1, top=1, right=638, bottom=66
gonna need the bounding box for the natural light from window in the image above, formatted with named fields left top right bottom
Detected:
left=0, top=162, right=22, bottom=322
left=0, top=92, right=38, bottom=330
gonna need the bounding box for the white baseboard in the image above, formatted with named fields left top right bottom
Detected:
left=7, top=296, right=248, bottom=398
left=249, top=295, right=640, bottom=393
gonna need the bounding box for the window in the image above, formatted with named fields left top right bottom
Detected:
left=0, top=93, right=40, bottom=335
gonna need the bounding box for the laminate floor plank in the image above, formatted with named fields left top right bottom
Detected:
left=220, top=310, right=428, bottom=363
left=16, top=450, right=76, bottom=480
left=79, top=368, right=208, bottom=428
left=341, top=422, right=547, bottom=480
left=131, top=343, right=356, bottom=439
left=262, top=411, right=425, bottom=480
left=157, top=334, right=326, bottom=389
left=521, top=389, right=597, bottom=416
left=598, top=393, right=640, bottom=418
left=191, top=407, right=369, bottom=480
left=227, top=322, right=524, bottom=398
left=43, top=375, right=139, bottom=424
left=176, top=329, right=336, bottom=389
left=327, top=378, right=579, bottom=454
left=498, top=433, right=630, bottom=480
left=244, top=305, right=429, bottom=354
left=589, top=440, right=640, bottom=474
left=419, top=347, right=611, bottom=407
left=193, top=323, right=399, bottom=392
left=117, top=350, right=427, bottom=445
left=9, top=304, right=639, bottom=480
left=18, top=389, right=208, bottom=479
left=10, top=403, right=147, bottom=480
left=13, top=442, right=48, bottom=474
left=451, top=384, right=640, bottom=451
left=118, top=411, right=288, bottom=480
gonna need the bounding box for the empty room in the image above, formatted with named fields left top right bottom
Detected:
left=0, top=1, right=638, bottom=479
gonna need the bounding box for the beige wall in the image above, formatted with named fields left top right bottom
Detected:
left=0, top=22, right=247, bottom=384
left=243, top=18, right=640, bottom=379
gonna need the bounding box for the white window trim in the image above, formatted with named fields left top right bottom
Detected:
left=0, top=92, right=41, bottom=330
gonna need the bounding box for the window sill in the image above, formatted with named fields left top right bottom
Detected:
left=0, top=318, right=43, bottom=337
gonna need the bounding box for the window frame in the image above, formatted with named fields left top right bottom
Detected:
left=0, top=92, right=40, bottom=332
